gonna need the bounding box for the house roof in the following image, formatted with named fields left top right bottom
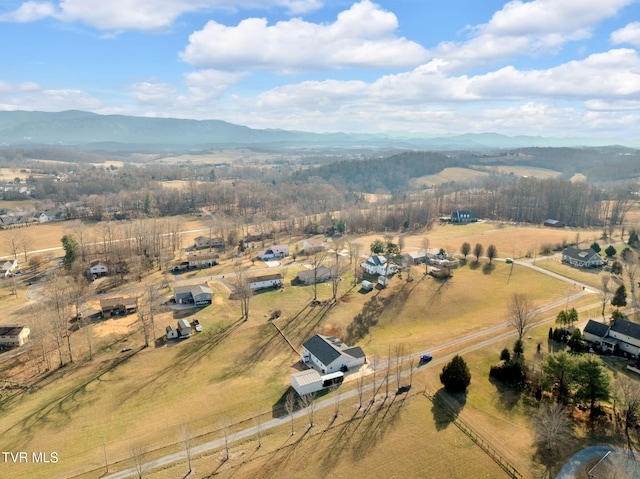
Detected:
left=249, top=273, right=283, bottom=283
left=366, top=255, right=387, bottom=266
left=0, top=325, right=27, bottom=337
left=611, top=318, right=640, bottom=340
left=174, top=283, right=212, bottom=297
left=303, top=334, right=342, bottom=367
left=302, top=334, right=365, bottom=367
left=291, top=369, right=322, bottom=386
left=296, top=266, right=335, bottom=282
left=100, top=296, right=136, bottom=309
left=583, top=320, right=609, bottom=338
left=563, top=247, right=600, bottom=262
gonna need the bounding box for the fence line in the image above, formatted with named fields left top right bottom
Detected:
left=423, top=388, right=523, bottom=479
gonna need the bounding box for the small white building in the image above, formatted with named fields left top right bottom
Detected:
left=0, top=325, right=30, bottom=347
left=177, top=319, right=192, bottom=338
left=247, top=273, right=284, bottom=290
left=290, top=369, right=323, bottom=396
left=89, top=260, right=108, bottom=277
left=166, top=325, right=179, bottom=340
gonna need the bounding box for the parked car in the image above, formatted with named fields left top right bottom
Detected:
left=192, top=319, right=203, bottom=332
left=505, top=258, right=514, bottom=264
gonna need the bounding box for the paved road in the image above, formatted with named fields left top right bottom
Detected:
left=554, top=445, right=631, bottom=479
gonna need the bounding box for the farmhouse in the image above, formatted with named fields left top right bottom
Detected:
left=583, top=318, right=640, bottom=357
left=100, top=297, right=137, bottom=318
left=544, top=219, right=565, bottom=228
left=247, top=273, right=284, bottom=290
left=89, top=260, right=108, bottom=277
left=193, top=236, right=225, bottom=250
left=361, top=255, right=397, bottom=276
left=0, top=325, right=30, bottom=348
left=301, top=334, right=366, bottom=374
left=296, top=266, right=337, bottom=285
left=451, top=210, right=478, bottom=223
left=257, top=244, right=289, bottom=260
left=562, top=247, right=603, bottom=269
left=173, top=283, right=213, bottom=305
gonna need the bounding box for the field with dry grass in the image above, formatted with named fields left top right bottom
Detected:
left=0, top=218, right=633, bottom=479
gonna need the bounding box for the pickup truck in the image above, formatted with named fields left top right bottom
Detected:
left=192, top=319, right=203, bottom=332
left=419, top=354, right=433, bottom=364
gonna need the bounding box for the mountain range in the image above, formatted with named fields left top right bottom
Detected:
left=0, top=110, right=638, bottom=150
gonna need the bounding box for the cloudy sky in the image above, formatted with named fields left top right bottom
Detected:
left=1, top=0, right=640, bottom=138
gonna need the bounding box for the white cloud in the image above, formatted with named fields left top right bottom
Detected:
left=180, top=0, right=427, bottom=73
left=183, top=69, right=247, bottom=102
left=129, top=82, right=178, bottom=105
left=427, top=0, right=635, bottom=72
left=611, top=22, right=640, bottom=47
left=0, top=82, right=103, bottom=111
left=0, top=0, right=324, bottom=30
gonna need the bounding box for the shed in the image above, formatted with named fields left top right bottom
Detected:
left=544, top=219, right=565, bottom=228
left=166, top=325, right=179, bottom=340
left=290, top=369, right=323, bottom=396
left=361, top=280, right=373, bottom=291
left=0, top=325, right=30, bottom=347
left=177, top=319, right=192, bottom=338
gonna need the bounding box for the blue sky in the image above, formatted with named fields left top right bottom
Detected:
left=1, top=0, right=640, bottom=138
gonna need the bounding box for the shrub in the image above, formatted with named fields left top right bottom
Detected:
left=440, top=355, right=471, bottom=393
left=500, top=348, right=511, bottom=362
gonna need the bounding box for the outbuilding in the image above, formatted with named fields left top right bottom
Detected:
left=177, top=319, right=192, bottom=338
left=0, top=325, right=30, bottom=348
left=166, top=325, right=179, bottom=340
left=290, top=369, right=323, bottom=396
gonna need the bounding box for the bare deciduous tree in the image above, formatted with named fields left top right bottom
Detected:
left=233, top=261, right=252, bottom=320
left=508, top=293, right=538, bottom=342
left=356, top=375, right=365, bottom=410
left=299, top=392, right=316, bottom=428
left=394, top=344, right=406, bottom=390
left=285, top=389, right=296, bottom=435
left=534, top=403, right=572, bottom=451
left=601, top=275, right=612, bottom=319
left=130, top=441, right=149, bottom=479
left=346, top=238, right=363, bottom=285
left=614, top=376, right=640, bottom=452
left=179, top=423, right=194, bottom=473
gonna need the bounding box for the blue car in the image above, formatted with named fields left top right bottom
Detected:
left=419, top=354, right=433, bottom=364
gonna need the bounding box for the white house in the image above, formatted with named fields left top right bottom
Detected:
left=583, top=319, right=640, bottom=358
left=301, top=334, right=366, bottom=374
left=247, top=273, right=284, bottom=290
left=89, top=260, right=108, bottom=277
left=296, top=266, right=337, bottom=285
left=0, top=259, right=18, bottom=277
left=0, top=325, right=30, bottom=347
left=303, top=238, right=332, bottom=253
left=290, top=369, right=323, bottom=396
left=186, top=253, right=219, bottom=268
left=257, top=244, right=289, bottom=260
left=361, top=255, right=397, bottom=276
left=562, top=247, right=603, bottom=269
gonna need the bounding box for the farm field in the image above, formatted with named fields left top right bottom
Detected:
left=410, top=167, right=489, bottom=187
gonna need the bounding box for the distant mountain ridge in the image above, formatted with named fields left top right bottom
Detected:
left=0, top=110, right=638, bottom=150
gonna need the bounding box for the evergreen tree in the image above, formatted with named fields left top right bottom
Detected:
left=590, top=242, right=601, bottom=253
left=61, top=234, right=79, bottom=269
left=370, top=239, right=385, bottom=254
left=628, top=230, right=639, bottom=248
left=575, top=356, right=610, bottom=419
left=440, top=355, right=471, bottom=393
left=612, top=284, right=627, bottom=310
left=605, top=245, right=617, bottom=258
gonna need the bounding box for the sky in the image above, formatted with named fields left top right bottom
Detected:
left=1, top=0, right=640, bottom=138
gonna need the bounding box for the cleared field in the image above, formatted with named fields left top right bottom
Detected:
left=410, top=167, right=489, bottom=188
left=481, top=165, right=562, bottom=179
left=158, top=149, right=291, bottom=165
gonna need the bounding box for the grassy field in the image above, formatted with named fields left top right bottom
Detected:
left=0, top=219, right=634, bottom=479
left=410, top=167, right=489, bottom=188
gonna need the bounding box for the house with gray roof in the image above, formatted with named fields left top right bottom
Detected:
left=361, top=254, right=397, bottom=276
left=582, top=318, right=640, bottom=357
left=301, top=334, right=366, bottom=373
left=562, top=247, right=603, bottom=269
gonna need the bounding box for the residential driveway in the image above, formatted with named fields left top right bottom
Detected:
left=555, top=445, right=624, bottom=479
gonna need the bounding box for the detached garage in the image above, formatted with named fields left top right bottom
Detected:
left=290, top=369, right=323, bottom=396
